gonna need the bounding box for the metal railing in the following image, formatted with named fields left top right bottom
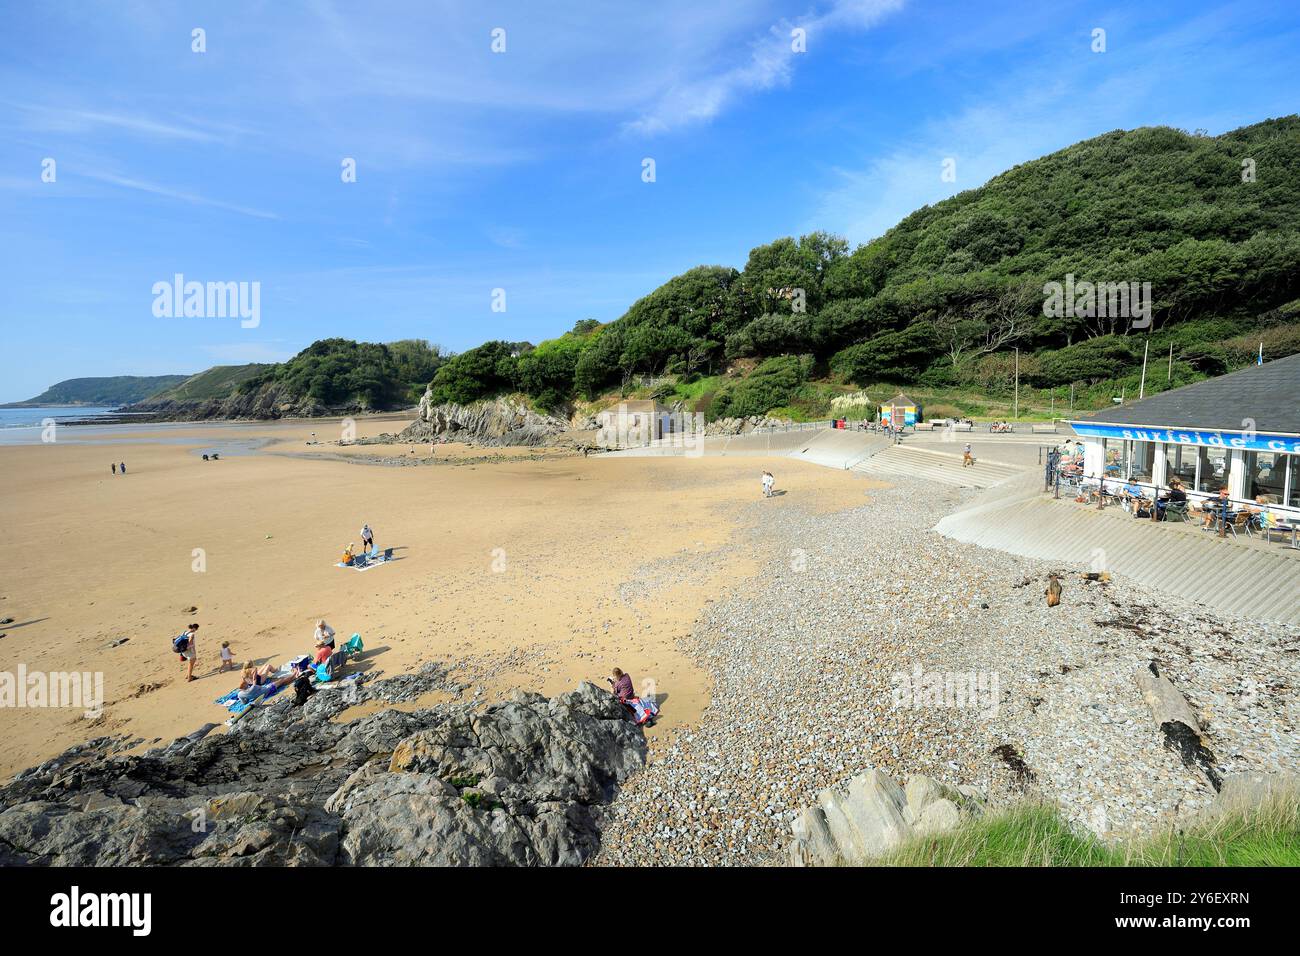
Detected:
left=1048, top=464, right=1300, bottom=535
left=747, top=419, right=835, bottom=434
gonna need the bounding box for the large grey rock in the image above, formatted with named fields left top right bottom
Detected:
left=842, top=770, right=910, bottom=856
left=402, top=394, right=568, bottom=447
left=788, top=769, right=985, bottom=865
left=904, top=774, right=961, bottom=818
left=0, top=671, right=645, bottom=867
left=915, top=798, right=962, bottom=836
left=1208, top=771, right=1300, bottom=818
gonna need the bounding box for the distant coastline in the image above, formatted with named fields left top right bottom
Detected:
left=0, top=405, right=128, bottom=431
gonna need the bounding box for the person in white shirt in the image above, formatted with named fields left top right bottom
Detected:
left=360, top=524, right=375, bottom=553
left=761, top=472, right=775, bottom=498
left=314, top=619, right=336, bottom=652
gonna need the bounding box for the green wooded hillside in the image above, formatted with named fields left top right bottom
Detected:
left=6, top=375, right=190, bottom=406
left=430, top=116, right=1300, bottom=417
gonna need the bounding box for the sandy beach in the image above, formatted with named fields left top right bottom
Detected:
left=0, top=413, right=866, bottom=778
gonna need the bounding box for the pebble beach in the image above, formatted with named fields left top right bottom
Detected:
left=594, top=473, right=1300, bottom=865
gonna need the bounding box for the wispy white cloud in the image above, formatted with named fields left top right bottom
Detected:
left=485, top=226, right=526, bottom=249
left=5, top=102, right=242, bottom=143
left=625, top=0, right=906, bottom=135
left=807, top=5, right=1299, bottom=244
left=79, top=170, right=280, bottom=220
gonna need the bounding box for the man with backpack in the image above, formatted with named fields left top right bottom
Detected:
left=173, top=623, right=199, bottom=682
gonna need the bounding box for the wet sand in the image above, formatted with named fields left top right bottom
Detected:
left=0, top=414, right=864, bottom=777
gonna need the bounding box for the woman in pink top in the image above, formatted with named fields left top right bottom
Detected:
left=608, top=668, right=634, bottom=703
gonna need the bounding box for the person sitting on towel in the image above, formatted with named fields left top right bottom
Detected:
left=314, top=643, right=333, bottom=665
left=341, top=543, right=355, bottom=566
left=607, top=667, right=634, bottom=703
left=240, top=662, right=276, bottom=689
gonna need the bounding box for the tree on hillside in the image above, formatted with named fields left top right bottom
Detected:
left=427, top=340, right=520, bottom=405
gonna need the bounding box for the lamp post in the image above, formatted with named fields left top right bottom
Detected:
left=1013, top=347, right=1019, bottom=421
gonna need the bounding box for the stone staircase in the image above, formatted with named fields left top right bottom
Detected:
left=852, top=445, right=1026, bottom=488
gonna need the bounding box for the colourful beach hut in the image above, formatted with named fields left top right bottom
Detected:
left=880, top=393, right=921, bottom=428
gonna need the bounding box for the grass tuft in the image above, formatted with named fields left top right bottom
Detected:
left=874, top=798, right=1300, bottom=867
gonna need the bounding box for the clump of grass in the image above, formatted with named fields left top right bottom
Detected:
left=460, top=791, right=500, bottom=812
left=876, top=797, right=1300, bottom=867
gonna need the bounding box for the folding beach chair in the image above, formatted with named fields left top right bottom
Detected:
left=1163, top=502, right=1189, bottom=523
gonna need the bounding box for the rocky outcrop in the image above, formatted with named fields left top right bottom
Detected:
left=788, top=769, right=985, bottom=865
left=127, top=381, right=349, bottom=422
left=397, top=393, right=569, bottom=447
left=0, top=667, right=646, bottom=867
left=704, top=415, right=793, bottom=436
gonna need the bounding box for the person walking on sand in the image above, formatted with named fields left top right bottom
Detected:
left=120, top=461, right=126, bottom=475
left=175, top=623, right=199, bottom=682
left=111, top=462, right=117, bottom=475
left=962, top=442, right=974, bottom=468
left=761, top=471, right=775, bottom=498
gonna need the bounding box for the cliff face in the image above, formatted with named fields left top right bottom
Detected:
left=128, top=381, right=347, bottom=421
left=397, top=392, right=569, bottom=446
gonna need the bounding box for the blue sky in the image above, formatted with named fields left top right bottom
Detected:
left=1, top=0, right=1297, bottom=402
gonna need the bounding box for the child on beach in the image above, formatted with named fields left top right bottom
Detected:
left=219, top=641, right=236, bottom=672
left=761, top=471, right=775, bottom=497
left=962, top=443, right=974, bottom=467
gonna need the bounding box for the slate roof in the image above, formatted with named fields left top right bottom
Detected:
left=1068, top=352, right=1300, bottom=435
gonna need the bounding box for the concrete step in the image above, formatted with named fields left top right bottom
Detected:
left=853, top=446, right=1026, bottom=489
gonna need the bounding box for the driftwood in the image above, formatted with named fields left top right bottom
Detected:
left=1134, top=663, right=1221, bottom=791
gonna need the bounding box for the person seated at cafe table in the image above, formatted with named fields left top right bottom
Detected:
left=1200, top=487, right=1232, bottom=527
left=1156, top=480, right=1187, bottom=518
left=1121, top=478, right=1146, bottom=512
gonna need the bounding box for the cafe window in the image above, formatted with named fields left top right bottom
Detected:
left=1164, top=443, right=1196, bottom=486
left=1130, top=441, right=1154, bottom=481
left=1102, top=439, right=1127, bottom=478
left=1245, top=451, right=1286, bottom=503
left=1197, top=447, right=1229, bottom=492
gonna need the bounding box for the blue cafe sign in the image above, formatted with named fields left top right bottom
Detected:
left=1068, top=421, right=1300, bottom=455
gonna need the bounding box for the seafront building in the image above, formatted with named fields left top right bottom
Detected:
left=1064, top=352, right=1300, bottom=511
left=596, top=400, right=675, bottom=446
